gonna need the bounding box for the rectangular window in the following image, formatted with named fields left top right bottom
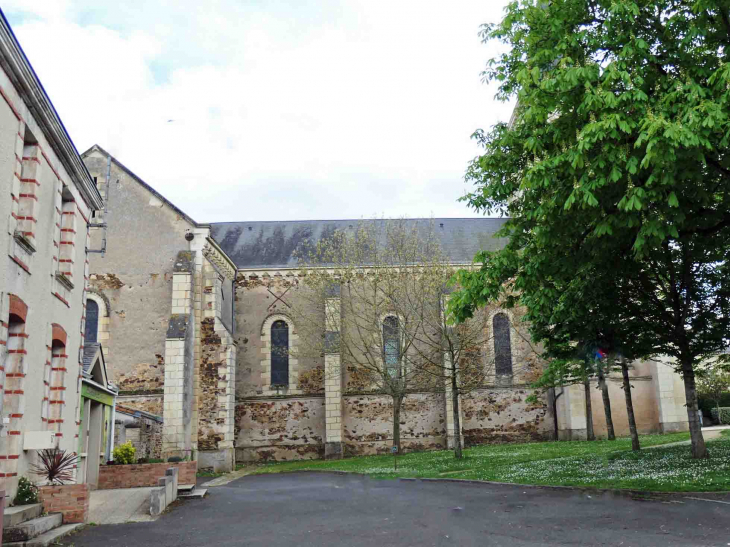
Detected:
left=57, top=185, right=77, bottom=288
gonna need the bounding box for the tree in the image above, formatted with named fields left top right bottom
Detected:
left=696, top=363, right=730, bottom=420
left=292, top=219, right=536, bottom=458
left=292, top=220, right=434, bottom=454
left=451, top=0, right=730, bottom=458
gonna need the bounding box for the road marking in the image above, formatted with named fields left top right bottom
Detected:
left=685, top=497, right=730, bottom=505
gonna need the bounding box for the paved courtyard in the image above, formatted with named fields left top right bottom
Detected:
left=64, top=472, right=730, bottom=546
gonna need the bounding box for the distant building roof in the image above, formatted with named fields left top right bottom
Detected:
left=115, top=404, right=163, bottom=423
left=210, top=218, right=509, bottom=269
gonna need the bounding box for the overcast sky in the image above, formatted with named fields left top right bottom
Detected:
left=3, top=1, right=513, bottom=222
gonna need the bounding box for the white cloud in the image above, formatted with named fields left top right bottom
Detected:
left=4, top=0, right=514, bottom=222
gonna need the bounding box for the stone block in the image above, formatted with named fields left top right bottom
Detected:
left=150, top=486, right=166, bottom=516
left=325, top=441, right=343, bottom=459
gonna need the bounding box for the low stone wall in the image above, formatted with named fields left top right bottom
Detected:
left=39, top=484, right=89, bottom=524
left=150, top=468, right=179, bottom=516
left=98, top=461, right=196, bottom=489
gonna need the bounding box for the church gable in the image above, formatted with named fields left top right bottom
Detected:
left=81, top=144, right=198, bottom=228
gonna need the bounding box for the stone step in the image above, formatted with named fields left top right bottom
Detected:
left=178, top=488, right=206, bottom=499
left=3, top=514, right=62, bottom=544
left=3, top=505, right=43, bottom=528
left=4, top=523, right=84, bottom=547
left=177, top=484, right=195, bottom=492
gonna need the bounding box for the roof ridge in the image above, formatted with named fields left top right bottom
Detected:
left=211, top=217, right=505, bottom=224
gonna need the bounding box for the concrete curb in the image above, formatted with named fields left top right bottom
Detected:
left=247, top=469, right=730, bottom=499
left=397, top=477, right=730, bottom=499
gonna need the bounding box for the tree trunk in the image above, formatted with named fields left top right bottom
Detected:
left=596, top=359, right=615, bottom=440
left=392, top=396, right=403, bottom=454
left=620, top=359, right=640, bottom=451
left=584, top=378, right=595, bottom=441
left=681, top=361, right=708, bottom=458
left=450, top=370, right=463, bottom=459
left=547, top=388, right=559, bottom=441
left=714, top=400, right=720, bottom=425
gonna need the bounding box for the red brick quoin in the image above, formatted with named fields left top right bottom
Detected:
left=38, top=483, right=89, bottom=524
left=97, top=461, right=197, bottom=490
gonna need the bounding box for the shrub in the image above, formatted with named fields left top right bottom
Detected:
left=148, top=458, right=164, bottom=464
left=30, top=449, right=78, bottom=485
left=113, top=442, right=136, bottom=464
left=13, top=477, right=38, bottom=505
left=698, top=393, right=730, bottom=419
left=167, top=456, right=183, bottom=463
left=710, top=407, right=730, bottom=425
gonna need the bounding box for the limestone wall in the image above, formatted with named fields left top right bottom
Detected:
left=461, top=387, right=551, bottom=445
left=343, top=393, right=446, bottom=456
left=234, top=274, right=323, bottom=397
left=589, top=374, right=660, bottom=437
left=235, top=397, right=325, bottom=461
left=83, top=150, right=195, bottom=402
left=556, top=360, right=689, bottom=440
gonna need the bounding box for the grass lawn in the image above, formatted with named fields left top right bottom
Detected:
left=250, top=432, right=730, bottom=492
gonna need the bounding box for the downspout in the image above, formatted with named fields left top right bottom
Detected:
left=107, top=402, right=116, bottom=462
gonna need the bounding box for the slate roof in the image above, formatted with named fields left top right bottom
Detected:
left=210, top=218, right=509, bottom=269
left=82, top=343, right=101, bottom=374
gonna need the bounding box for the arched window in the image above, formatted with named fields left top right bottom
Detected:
left=383, top=316, right=401, bottom=378
left=270, top=320, right=289, bottom=386
left=4, top=312, right=26, bottom=419
left=493, top=313, right=513, bottom=377
left=85, top=299, right=99, bottom=344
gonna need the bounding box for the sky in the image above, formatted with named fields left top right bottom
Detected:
left=3, top=1, right=514, bottom=223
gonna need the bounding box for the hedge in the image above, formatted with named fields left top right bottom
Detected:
left=710, top=407, right=730, bottom=425
left=698, top=393, right=730, bottom=419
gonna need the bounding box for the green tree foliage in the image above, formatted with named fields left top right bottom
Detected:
left=696, top=363, right=730, bottom=418
left=451, top=0, right=730, bottom=458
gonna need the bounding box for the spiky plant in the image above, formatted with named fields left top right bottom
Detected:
left=30, top=449, right=78, bottom=485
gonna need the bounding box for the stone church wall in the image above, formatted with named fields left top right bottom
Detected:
left=234, top=274, right=324, bottom=397
left=84, top=150, right=195, bottom=415
left=588, top=374, right=660, bottom=438
left=461, top=387, right=550, bottom=445
left=342, top=393, right=447, bottom=456
left=235, top=397, right=325, bottom=461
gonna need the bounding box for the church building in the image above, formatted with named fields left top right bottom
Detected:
left=81, top=145, right=690, bottom=473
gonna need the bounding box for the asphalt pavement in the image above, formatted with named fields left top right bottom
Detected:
left=62, top=472, right=730, bottom=546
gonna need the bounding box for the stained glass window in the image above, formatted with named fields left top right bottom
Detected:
left=383, top=316, right=400, bottom=377
left=271, top=320, right=289, bottom=385
left=85, top=299, right=99, bottom=344
left=493, top=313, right=513, bottom=376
